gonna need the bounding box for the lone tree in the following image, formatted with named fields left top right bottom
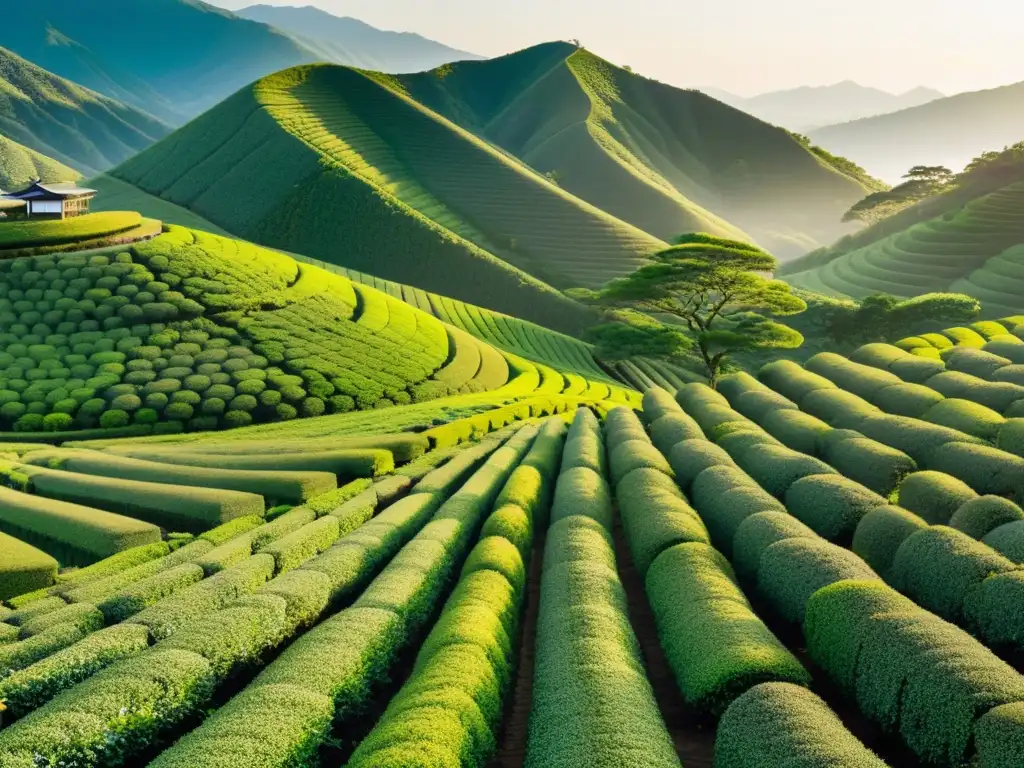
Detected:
left=574, top=234, right=806, bottom=387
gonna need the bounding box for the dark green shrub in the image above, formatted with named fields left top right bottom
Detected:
left=872, top=382, right=944, bottom=417
left=0, top=531, right=58, bottom=601
left=975, top=702, right=1024, bottom=768
left=733, top=389, right=798, bottom=422
left=927, top=371, right=1024, bottom=412
left=897, top=470, right=979, bottom=524
left=667, top=439, right=736, bottom=491
left=821, top=436, right=917, bottom=496
left=964, top=571, right=1024, bottom=649
left=731, top=511, right=817, bottom=583
left=806, top=352, right=902, bottom=398
left=608, top=439, right=673, bottom=486
left=857, top=413, right=984, bottom=466
left=983, top=520, right=1024, bottom=563
left=649, top=412, right=702, bottom=455
left=758, top=359, right=836, bottom=402
left=617, top=468, right=710, bottom=577
left=998, top=418, right=1024, bottom=457
left=851, top=505, right=928, bottom=578
left=646, top=542, right=809, bottom=713
left=560, top=432, right=606, bottom=476
left=800, top=388, right=880, bottom=429
left=757, top=537, right=880, bottom=624
left=945, top=347, right=1012, bottom=379
left=891, top=526, right=1017, bottom=624
left=715, top=682, right=888, bottom=768
left=550, top=467, right=612, bottom=530
left=759, top=409, right=831, bottom=455
left=923, top=398, right=1005, bottom=440
left=950, top=496, right=1024, bottom=540
left=928, top=442, right=1024, bottom=501
left=804, top=580, right=1024, bottom=765
left=690, top=466, right=786, bottom=554
left=785, top=474, right=888, bottom=544
left=734, top=445, right=837, bottom=499
left=641, top=386, right=681, bottom=423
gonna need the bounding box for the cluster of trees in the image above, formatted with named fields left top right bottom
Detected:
left=844, top=140, right=1024, bottom=225
left=572, top=235, right=806, bottom=387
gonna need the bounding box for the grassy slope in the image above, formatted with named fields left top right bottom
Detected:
left=0, top=0, right=319, bottom=125
left=397, top=44, right=880, bottom=257
left=0, top=134, right=80, bottom=191
left=109, top=64, right=663, bottom=333
left=786, top=181, right=1024, bottom=316
left=88, top=174, right=230, bottom=236
left=0, top=46, right=169, bottom=176
left=809, top=81, right=1024, bottom=183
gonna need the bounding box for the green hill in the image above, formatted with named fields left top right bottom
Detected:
left=809, top=81, right=1024, bottom=183
left=0, top=46, right=169, bottom=176
left=0, top=134, right=80, bottom=191
left=394, top=43, right=883, bottom=256
left=785, top=180, right=1024, bottom=316
left=108, top=63, right=667, bottom=332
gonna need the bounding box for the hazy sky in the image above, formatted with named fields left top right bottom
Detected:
left=211, top=0, right=1023, bottom=97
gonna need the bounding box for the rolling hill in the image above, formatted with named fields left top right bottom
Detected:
left=393, top=44, right=884, bottom=256
left=0, top=134, right=80, bottom=191
left=108, top=61, right=667, bottom=332
left=236, top=4, right=482, bottom=72
left=706, top=81, right=944, bottom=132
left=0, top=46, right=169, bottom=176
left=809, top=81, right=1024, bottom=183
left=784, top=180, right=1024, bottom=316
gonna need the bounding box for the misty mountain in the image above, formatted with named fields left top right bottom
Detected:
left=237, top=4, right=483, bottom=72
left=703, top=81, right=944, bottom=132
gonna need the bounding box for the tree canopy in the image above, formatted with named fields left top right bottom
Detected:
left=843, top=165, right=954, bottom=224
left=574, top=235, right=806, bottom=386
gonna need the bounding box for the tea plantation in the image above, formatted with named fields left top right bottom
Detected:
left=2, top=219, right=1024, bottom=767
left=786, top=181, right=1024, bottom=315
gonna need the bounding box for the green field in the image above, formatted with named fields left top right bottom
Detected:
left=786, top=181, right=1024, bottom=315
left=0, top=135, right=80, bottom=191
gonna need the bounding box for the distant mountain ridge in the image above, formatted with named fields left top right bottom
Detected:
left=0, top=45, right=169, bottom=176
left=809, top=81, right=1024, bottom=183
left=0, top=1, right=484, bottom=126
left=236, top=4, right=482, bottom=72
left=703, top=81, right=944, bottom=132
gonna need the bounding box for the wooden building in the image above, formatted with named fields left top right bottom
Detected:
left=1, top=181, right=96, bottom=219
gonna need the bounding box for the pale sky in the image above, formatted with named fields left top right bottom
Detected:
left=210, top=0, right=1024, bottom=97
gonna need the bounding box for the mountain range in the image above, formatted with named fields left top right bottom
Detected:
left=808, top=80, right=1024, bottom=183
left=703, top=81, right=944, bottom=132
left=236, top=4, right=482, bottom=72
left=0, top=0, right=479, bottom=126
left=0, top=46, right=169, bottom=178
left=102, top=42, right=879, bottom=334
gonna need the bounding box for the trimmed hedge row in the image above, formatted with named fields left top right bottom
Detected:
left=851, top=505, right=928, bottom=578
left=731, top=511, right=818, bottom=583
left=984, top=520, right=1024, bottom=564
left=641, top=386, right=682, bottom=424
left=617, top=468, right=710, bottom=577
left=146, top=424, right=541, bottom=766
left=0, top=485, right=161, bottom=566
left=645, top=542, right=809, bottom=713
left=715, top=682, right=887, bottom=768
left=0, top=532, right=58, bottom=601
left=950, top=496, right=1024, bottom=540
left=784, top=474, right=888, bottom=545
left=30, top=448, right=337, bottom=505
left=608, top=439, right=673, bottom=487
left=896, top=470, right=979, bottom=524
left=344, top=416, right=564, bottom=768
left=525, top=518, right=680, bottom=767
left=805, top=580, right=1024, bottom=765
left=96, top=446, right=395, bottom=478
left=11, top=459, right=265, bottom=534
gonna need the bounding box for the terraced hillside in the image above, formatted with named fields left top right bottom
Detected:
left=395, top=43, right=884, bottom=256
left=0, top=135, right=80, bottom=191
left=0, top=46, right=169, bottom=176
left=110, top=65, right=658, bottom=332
left=786, top=181, right=1024, bottom=315
left=2, top=390, right=1024, bottom=767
